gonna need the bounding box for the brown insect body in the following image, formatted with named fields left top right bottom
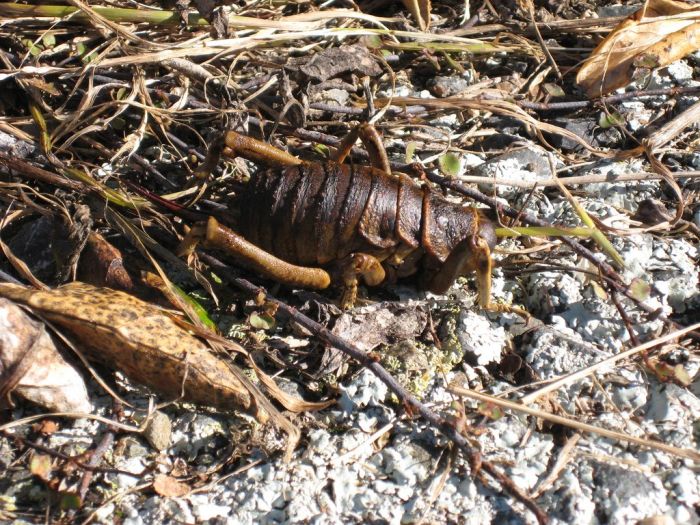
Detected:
left=182, top=126, right=497, bottom=307
left=235, top=160, right=496, bottom=293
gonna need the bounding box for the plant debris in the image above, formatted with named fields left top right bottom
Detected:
left=0, top=282, right=265, bottom=420
left=0, top=0, right=699, bottom=523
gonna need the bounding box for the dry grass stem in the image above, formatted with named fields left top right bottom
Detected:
left=520, top=322, right=700, bottom=405
left=449, top=386, right=700, bottom=461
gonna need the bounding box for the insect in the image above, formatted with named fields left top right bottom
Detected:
left=180, top=124, right=497, bottom=309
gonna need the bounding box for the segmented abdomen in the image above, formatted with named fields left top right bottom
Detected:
left=237, top=161, right=480, bottom=267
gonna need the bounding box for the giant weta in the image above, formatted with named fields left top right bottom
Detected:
left=180, top=124, right=498, bottom=309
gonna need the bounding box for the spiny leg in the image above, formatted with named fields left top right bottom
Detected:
left=179, top=217, right=331, bottom=290
left=470, top=237, right=529, bottom=317
left=357, top=123, right=392, bottom=175
left=330, top=125, right=362, bottom=165
left=425, top=235, right=486, bottom=297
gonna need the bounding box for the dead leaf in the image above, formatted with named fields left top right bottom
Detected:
left=249, top=357, right=335, bottom=413
left=153, top=474, right=190, bottom=498
left=35, top=420, right=59, bottom=435
left=332, top=303, right=428, bottom=353
left=0, top=298, right=92, bottom=413
left=0, top=282, right=265, bottom=422
left=577, top=0, right=700, bottom=96
left=286, top=44, right=382, bottom=82
left=77, top=231, right=136, bottom=291
left=646, top=356, right=692, bottom=386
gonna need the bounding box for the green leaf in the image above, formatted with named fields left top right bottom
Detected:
left=543, top=83, right=565, bottom=97
left=82, top=52, right=97, bottom=64
left=173, top=288, right=216, bottom=331
left=42, top=32, right=56, bottom=48
left=249, top=312, right=275, bottom=330
left=628, top=278, right=650, bottom=301
left=438, top=153, right=461, bottom=177
left=313, top=143, right=330, bottom=158
left=599, top=111, right=625, bottom=129
left=21, top=38, right=42, bottom=56
left=59, top=493, right=82, bottom=510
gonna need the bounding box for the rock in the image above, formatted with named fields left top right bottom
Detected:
left=472, top=144, right=557, bottom=198
left=338, top=369, right=388, bottom=413
left=428, top=75, right=471, bottom=97
left=456, top=310, right=507, bottom=366
left=545, top=117, right=623, bottom=151
left=143, top=411, right=172, bottom=452
left=591, top=463, right=668, bottom=523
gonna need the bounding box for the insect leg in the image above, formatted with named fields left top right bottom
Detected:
left=179, top=217, right=331, bottom=290
left=330, top=125, right=362, bottom=164
left=356, top=123, right=392, bottom=175
left=336, top=253, right=386, bottom=309
left=330, top=123, right=392, bottom=175
left=222, top=131, right=302, bottom=167
left=423, top=233, right=496, bottom=312
left=195, top=132, right=302, bottom=178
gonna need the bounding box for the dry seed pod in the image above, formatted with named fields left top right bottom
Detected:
left=0, top=298, right=92, bottom=413
left=0, top=282, right=266, bottom=422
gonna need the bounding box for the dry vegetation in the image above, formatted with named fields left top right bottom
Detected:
left=0, top=0, right=699, bottom=523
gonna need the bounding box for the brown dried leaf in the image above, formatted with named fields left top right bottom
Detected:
left=0, top=298, right=92, bottom=413
left=0, top=282, right=265, bottom=422
left=286, top=45, right=382, bottom=82
left=153, top=474, right=190, bottom=498
left=577, top=0, right=700, bottom=96
left=646, top=356, right=692, bottom=386
left=77, top=232, right=136, bottom=291
left=332, top=303, right=428, bottom=353
left=249, top=358, right=335, bottom=413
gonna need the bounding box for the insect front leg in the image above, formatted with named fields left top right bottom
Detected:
left=423, top=235, right=492, bottom=300
left=179, top=217, right=332, bottom=290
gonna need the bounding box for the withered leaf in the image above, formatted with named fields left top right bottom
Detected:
left=577, top=0, right=700, bottom=96
left=0, top=298, right=92, bottom=413
left=332, top=303, right=428, bottom=353
left=286, top=45, right=382, bottom=82
left=77, top=232, right=136, bottom=292
left=0, top=282, right=265, bottom=422
left=153, top=474, right=190, bottom=498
